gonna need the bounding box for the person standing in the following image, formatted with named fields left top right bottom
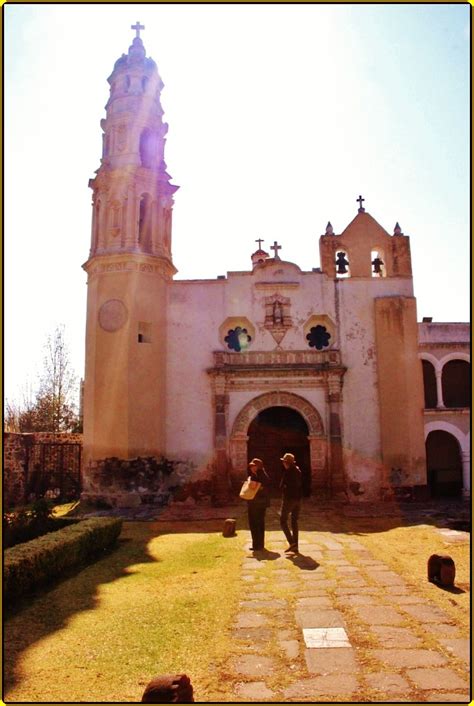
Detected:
left=245, top=458, right=271, bottom=552
left=279, top=452, right=302, bottom=554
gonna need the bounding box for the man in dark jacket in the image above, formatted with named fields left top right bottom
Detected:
left=279, top=452, right=302, bottom=554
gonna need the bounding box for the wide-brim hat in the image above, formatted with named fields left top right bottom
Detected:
left=280, top=452, right=295, bottom=463
left=249, top=457, right=263, bottom=467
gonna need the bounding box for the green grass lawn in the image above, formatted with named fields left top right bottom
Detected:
left=4, top=519, right=246, bottom=703
left=4, top=505, right=470, bottom=703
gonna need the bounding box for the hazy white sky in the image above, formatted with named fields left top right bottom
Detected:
left=4, top=3, right=470, bottom=405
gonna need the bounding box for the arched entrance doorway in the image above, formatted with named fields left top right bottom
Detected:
left=426, top=430, right=463, bottom=497
left=247, top=407, right=311, bottom=496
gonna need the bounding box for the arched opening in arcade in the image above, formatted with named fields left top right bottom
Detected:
left=426, top=430, right=463, bottom=497
left=247, top=406, right=311, bottom=497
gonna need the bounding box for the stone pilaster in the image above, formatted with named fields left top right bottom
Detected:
left=210, top=373, right=231, bottom=503
left=308, top=434, right=328, bottom=497
left=326, top=373, right=346, bottom=498
left=461, top=451, right=471, bottom=497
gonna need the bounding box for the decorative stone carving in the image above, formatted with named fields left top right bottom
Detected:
left=263, top=293, right=292, bottom=345
left=98, top=299, right=128, bottom=332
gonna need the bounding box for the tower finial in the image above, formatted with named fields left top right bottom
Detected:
left=131, top=21, right=145, bottom=39
left=393, top=222, right=403, bottom=235
left=356, top=195, right=365, bottom=213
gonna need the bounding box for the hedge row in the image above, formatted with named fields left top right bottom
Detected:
left=3, top=515, right=80, bottom=548
left=4, top=517, right=123, bottom=604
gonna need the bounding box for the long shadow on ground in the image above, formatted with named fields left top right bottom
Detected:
left=3, top=523, right=157, bottom=699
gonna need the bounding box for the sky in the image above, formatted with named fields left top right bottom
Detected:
left=4, top=3, right=470, bottom=406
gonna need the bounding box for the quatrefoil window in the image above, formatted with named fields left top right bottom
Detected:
left=306, top=325, right=331, bottom=350
left=224, top=327, right=252, bottom=352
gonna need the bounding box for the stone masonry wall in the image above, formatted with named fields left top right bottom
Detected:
left=81, top=456, right=215, bottom=508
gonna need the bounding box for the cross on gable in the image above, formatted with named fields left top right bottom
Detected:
left=357, top=194, right=365, bottom=212
left=271, top=241, right=282, bottom=259
left=131, top=21, right=145, bottom=38
left=255, top=237, right=264, bottom=250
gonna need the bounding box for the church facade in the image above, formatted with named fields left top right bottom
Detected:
left=81, top=29, right=470, bottom=506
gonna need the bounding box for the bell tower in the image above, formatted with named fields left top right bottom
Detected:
left=82, top=24, right=178, bottom=475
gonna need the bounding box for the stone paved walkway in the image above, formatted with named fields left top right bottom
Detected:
left=227, top=508, right=470, bottom=703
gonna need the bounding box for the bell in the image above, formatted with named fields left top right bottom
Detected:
left=336, top=251, right=349, bottom=274
left=372, top=257, right=384, bottom=274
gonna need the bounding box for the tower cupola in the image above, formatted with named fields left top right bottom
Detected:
left=87, top=23, right=178, bottom=263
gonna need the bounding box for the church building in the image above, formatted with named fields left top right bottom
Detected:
left=81, top=27, right=470, bottom=506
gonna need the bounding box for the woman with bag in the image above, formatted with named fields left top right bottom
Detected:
left=244, top=458, right=271, bottom=552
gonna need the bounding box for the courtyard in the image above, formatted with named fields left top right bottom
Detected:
left=4, top=499, right=470, bottom=703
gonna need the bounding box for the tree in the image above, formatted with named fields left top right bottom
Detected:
left=4, top=326, right=81, bottom=433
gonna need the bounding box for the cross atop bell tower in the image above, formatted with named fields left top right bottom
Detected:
left=131, top=21, right=145, bottom=38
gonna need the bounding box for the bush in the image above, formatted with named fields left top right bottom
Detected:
left=4, top=517, right=122, bottom=605
left=3, top=502, right=78, bottom=548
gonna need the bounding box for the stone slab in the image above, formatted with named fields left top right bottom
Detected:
left=303, top=627, right=351, bottom=649
left=231, top=655, right=277, bottom=677
left=335, top=586, right=379, bottom=595
left=342, top=594, right=382, bottom=606
left=386, top=592, right=425, bottom=604
left=370, top=648, right=447, bottom=668
left=305, top=646, right=356, bottom=673
left=421, top=691, right=471, bottom=702
left=380, top=583, right=411, bottom=594
left=240, top=599, right=287, bottom=610
left=370, top=571, right=407, bottom=586
left=275, top=580, right=299, bottom=590
left=438, top=637, right=470, bottom=663
left=296, top=587, right=333, bottom=597
left=295, top=608, right=345, bottom=628
left=296, top=596, right=333, bottom=608
left=352, top=605, right=405, bottom=625
left=338, top=578, right=367, bottom=587
left=236, top=612, right=268, bottom=629
left=276, top=629, right=299, bottom=641
left=283, top=674, right=358, bottom=699
left=370, top=625, right=423, bottom=648
left=279, top=639, right=300, bottom=659
left=364, top=671, right=411, bottom=696
left=232, top=627, right=273, bottom=643
left=406, top=667, right=469, bottom=691
left=299, top=572, right=332, bottom=582
left=400, top=603, right=453, bottom=623
left=234, top=681, right=276, bottom=700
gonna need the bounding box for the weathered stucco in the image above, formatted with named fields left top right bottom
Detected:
left=80, top=31, right=470, bottom=505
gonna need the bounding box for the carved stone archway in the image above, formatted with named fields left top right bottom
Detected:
left=229, top=391, right=328, bottom=493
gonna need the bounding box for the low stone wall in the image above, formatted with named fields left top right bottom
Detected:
left=81, top=456, right=215, bottom=508
left=3, top=432, right=83, bottom=508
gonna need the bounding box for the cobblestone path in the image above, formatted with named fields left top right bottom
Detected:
left=228, top=509, right=470, bottom=702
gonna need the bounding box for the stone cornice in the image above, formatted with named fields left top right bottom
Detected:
left=254, top=282, right=300, bottom=290
left=207, top=350, right=346, bottom=384
left=82, top=252, right=177, bottom=278
left=210, top=349, right=342, bottom=368
left=418, top=342, right=470, bottom=349
left=423, top=408, right=470, bottom=416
